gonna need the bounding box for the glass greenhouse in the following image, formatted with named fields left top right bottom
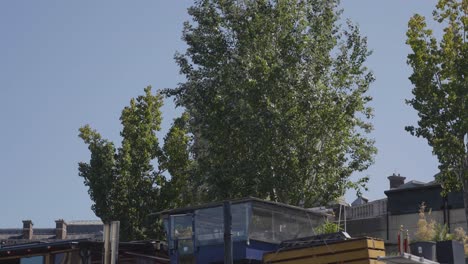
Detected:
left=158, top=197, right=327, bottom=264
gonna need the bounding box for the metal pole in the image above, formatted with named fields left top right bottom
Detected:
left=344, top=205, right=347, bottom=232
left=103, top=221, right=120, bottom=264
left=110, top=221, right=120, bottom=264
left=103, top=223, right=111, bottom=264
left=223, top=201, right=233, bottom=264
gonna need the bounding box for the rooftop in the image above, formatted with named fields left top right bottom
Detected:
left=0, top=219, right=103, bottom=245
left=154, top=196, right=328, bottom=217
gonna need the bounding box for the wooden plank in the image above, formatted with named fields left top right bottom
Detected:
left=264, top=239, right=367, bottom=262
left=346, top=259, right=385, bottom=264
left=365, top=239, right=385, bottom=250
left=265, top=249, right=385, bottom=264
left=264, top=238, right=384, bottom=262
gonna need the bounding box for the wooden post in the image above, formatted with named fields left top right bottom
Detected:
left=110, top=221, right=120, bottom=264
left=44, top=253, right=51, bottom=264
left=103, top=223, right=110, bottom=264
left=103, top=221, right=120, bottom=264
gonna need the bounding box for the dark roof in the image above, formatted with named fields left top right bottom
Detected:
left=0, top=239, right=84, bottom=252
left=351, top=196, right=369, bottom=206
left=67, top=224, right=103, bottom=234
left=0, top=229, right=22, bottom=239
left=0, top=239, right=170, bottom=263
left=385, top=180, right=440, bottom=194
left=153, top=197, right=327, bottom=217
left=397, top=180, right=428, bottom=189
left=33, top=228, right=55, bottom=235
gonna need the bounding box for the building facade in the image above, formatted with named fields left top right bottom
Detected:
left=341, top=174, right=466, bottom=247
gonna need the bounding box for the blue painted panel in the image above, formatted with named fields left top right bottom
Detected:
left=196, top=240, right=246, bottom=263
left=194, top=240, right=278, bottom=263
left=246, top=240, right=279, bottom=260
left=20, top=256, right=43, bottom=264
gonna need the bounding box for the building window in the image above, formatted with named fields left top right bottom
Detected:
left=20, top=256, right=44, bottom=264
left=53, top=253, right=70, bottom=264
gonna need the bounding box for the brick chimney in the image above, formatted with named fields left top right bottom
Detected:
left=387, top=173, right=406, bottom=189
left=55, top=219, right=67, bottom=239
left=22, top=220, right=33, bottom=240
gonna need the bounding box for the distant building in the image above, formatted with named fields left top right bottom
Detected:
left=337, top=173, right=466, bottom=250
left=0, top=220, right=169, bottom=264
left=0, top=220, right=103, bottom=247
left=351, top=196, right=369, bottom=207
left=0, top=239, right=169, bottom=264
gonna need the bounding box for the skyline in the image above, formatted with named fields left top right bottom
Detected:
left=0, top=0, right=440, bottom=227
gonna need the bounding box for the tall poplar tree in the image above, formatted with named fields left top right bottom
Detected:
left=79, top=86, right=192, bottom=240
left=166, top=0, right=376, bottom=206
left=406, top=0, right=467, bottom=225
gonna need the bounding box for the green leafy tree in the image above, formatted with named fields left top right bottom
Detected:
left=166, top=0, right=376, bottom=207
left=405, top=0, right=467, bottom=226
left=314, top=220, right=342, bottom=235
left=160, top=112, right=198, bottom=207
left=79, top=86, right=192, bottom=241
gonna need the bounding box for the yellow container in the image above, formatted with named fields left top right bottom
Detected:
left=263, top=237, right=385, bottom=264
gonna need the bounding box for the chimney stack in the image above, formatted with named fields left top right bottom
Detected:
left=388, top=173, right=406, bottom=189
left=22, top=220, right=33, bottom=240
left=55, top=219, right=67, bottom=239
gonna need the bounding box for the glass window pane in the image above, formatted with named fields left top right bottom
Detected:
left=231, top=203, right=249, bottom=241
left=195, top=206, right=223, bottom=246
left=20, top=256, right=43, bottom=264
left=249, top=203, right=324, bottom=243
left=171, top=215, right=192, bottom=239
left=194, top=203, right=250, bottom=246
left=163, top=218, right=169, bottom=238
left=178, top=238, right=194, bottom=255
left=53, top=253, right=71, bottom=264
left=250, top=206, right=274, bottom=242
left=169, top=215, right=194, bottom=255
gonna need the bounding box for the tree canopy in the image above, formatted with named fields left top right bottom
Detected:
left=405, top=0, right=467, bottom=221
left=166, top=0, right=376, bottom=207
left=78, top=86, right=191, bottom=241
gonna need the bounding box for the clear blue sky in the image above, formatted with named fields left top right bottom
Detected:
left=0, top=0, right=440, bottom=228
